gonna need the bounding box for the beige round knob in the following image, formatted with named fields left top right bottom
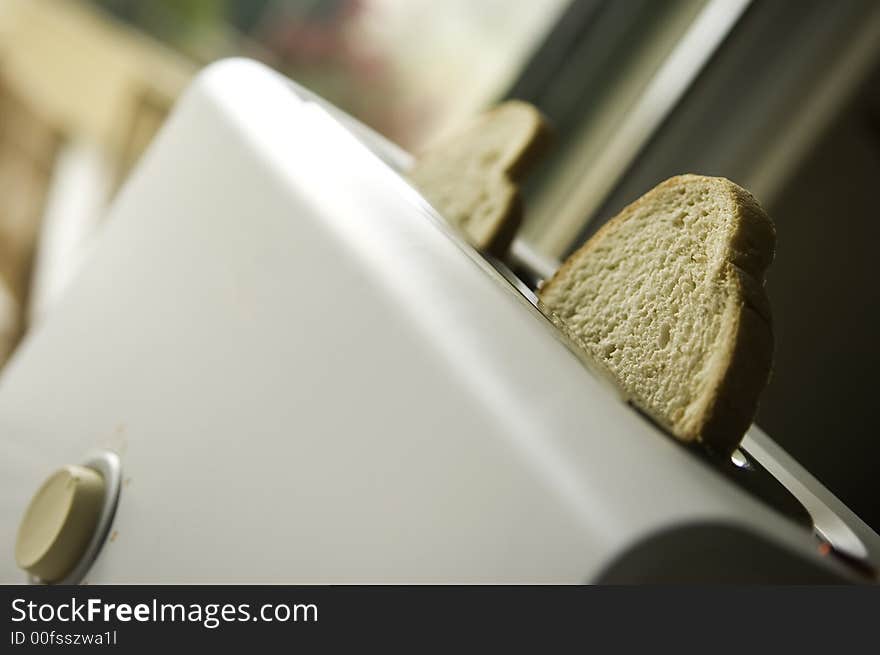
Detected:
left=15, top=465, right=105, bottom=582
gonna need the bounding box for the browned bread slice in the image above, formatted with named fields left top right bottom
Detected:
left=539, top=174, right=775, bottom=453
left=408, top=101, right=551, bottom=255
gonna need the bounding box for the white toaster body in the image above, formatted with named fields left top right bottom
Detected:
left=0, top=60, right=875, bottom=583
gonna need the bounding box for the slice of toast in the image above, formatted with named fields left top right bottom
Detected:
left=539, top=174, right=775, bottom=453
left=408, top=101, right=550, bottom=255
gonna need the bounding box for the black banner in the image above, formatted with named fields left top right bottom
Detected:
left=2, top=585, right=877, bottom=650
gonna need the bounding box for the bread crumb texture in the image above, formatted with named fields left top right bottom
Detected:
left=540, top=175, right=775, bottom=452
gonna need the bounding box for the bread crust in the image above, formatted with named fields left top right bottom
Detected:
left=540, top=175, right=775, bottom=453
left=485, top=191, right=524, bottom=256
left=697, top=285, right=774, bottom=453
left=497, top=102, right=554, bottom=182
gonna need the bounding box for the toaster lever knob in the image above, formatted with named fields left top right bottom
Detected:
left=15, top=465, right=106, bottom=582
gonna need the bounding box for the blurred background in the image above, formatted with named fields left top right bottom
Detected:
left=0, top=0, right=878, bottom=530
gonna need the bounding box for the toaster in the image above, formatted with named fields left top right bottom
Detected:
left=2, top=59, right=877, bottom=584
